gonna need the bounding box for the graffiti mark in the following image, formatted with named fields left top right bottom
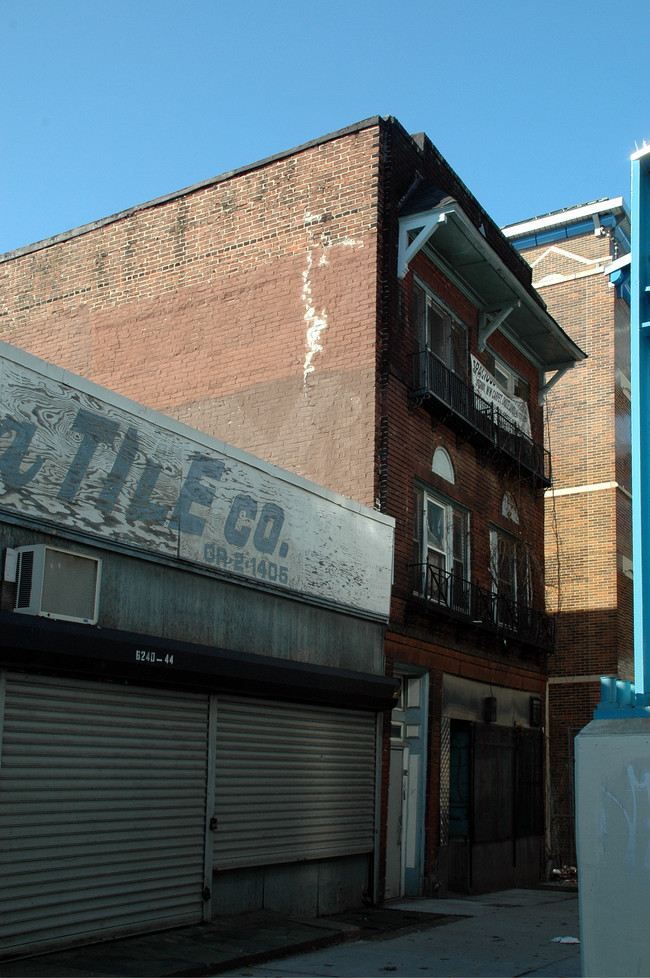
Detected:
left=601, top=764, right=650, bottom=869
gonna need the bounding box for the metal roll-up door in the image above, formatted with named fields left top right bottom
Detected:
left=0, top=673, right=210, bottom=957
left=214, top=697, right=377, bottom=869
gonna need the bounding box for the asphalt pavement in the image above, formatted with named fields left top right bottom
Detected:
left=0, top=887, right=580, bottom=978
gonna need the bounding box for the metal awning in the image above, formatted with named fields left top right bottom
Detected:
left=0, top=610, right=399, bottom=712
left=398, top=193, right=586, bottom=394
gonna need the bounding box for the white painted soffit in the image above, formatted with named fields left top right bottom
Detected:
left=398, top=201, right=586, bottom=371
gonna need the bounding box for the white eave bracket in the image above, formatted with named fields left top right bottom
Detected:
left=398, top=212, right=448, bottom=279
left=478, top=302, right=521, bottom=351
left=538, top=363, right=574, bottom=404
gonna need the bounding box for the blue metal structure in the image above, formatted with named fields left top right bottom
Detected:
left=596, top=146, right=650, bottom=718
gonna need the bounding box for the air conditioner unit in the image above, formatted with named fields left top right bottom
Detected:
left=13, top=545, right=101, bottom=624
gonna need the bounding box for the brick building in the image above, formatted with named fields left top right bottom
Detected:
left=504, top=199, right=632, bottom=868
left=0, top=116, right=584, bottom=897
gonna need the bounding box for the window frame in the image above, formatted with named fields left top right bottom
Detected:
left=413, top=280, right=468, bottom=380
left=485, top=349, right=529, bottom=402
left=489, top=525, right=532, bottom=622
left=413, top=485, right=470, bottom=610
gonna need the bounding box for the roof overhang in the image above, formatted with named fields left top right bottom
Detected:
left=398, top=200, right=586, bottom=384
left=502, top=197, right=627, bottom=239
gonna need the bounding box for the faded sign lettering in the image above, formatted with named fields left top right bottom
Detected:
left=0, top=351, right=393, bottom=618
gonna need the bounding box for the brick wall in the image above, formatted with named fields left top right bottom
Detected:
left=1, top=118, right=548, bottom=654
left=0, top=126, right=383, bottom=506
left=378, top=127, right=548, bottom=888
left=387, top=253, right=544, bottom=632
left=532, top=232, right=631, bottom=674
left=517, top=223, right=633, bottom=866
left=371, top=125, right=546, bottom=647
left=547, top=680, right=601, bottom=863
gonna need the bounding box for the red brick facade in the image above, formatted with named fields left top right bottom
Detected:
left=1, top=127, right=382, bottom=505
left=1, top=116, right=579, bottom=896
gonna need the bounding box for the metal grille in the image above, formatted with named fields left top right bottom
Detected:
left=214, top=697, right=377, bottom=869
left=410, top=348, right=551, bottom=486
left=0, top=673, right=210, bottom=956
left=439, top=715, right=450, bottom=846
left=15, top=550, right=33, bottom=608
left=410, top=563, right=555, bottom=652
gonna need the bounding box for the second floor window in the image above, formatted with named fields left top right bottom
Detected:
left=490, top=527, right=532, bottom=625
left=414, top=283, right=467, bottom=378
left=413, top=486, right=469, bottom=612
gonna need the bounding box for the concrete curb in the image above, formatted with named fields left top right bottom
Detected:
left=166, top=919, right=359, bottom=977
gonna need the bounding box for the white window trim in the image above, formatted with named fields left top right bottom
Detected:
left=414, top=486, right=470, bottom=605
left=432, top=447, right=455, bottom=483
left=486, top=346, right=528, bottom=399
left=413, top=277, right=468, bottom=375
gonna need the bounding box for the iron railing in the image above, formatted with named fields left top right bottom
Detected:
left=410, top=349, right=551, bottom=486
left=410, top=563, right=555, bottom=652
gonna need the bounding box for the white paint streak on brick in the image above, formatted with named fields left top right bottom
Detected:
left=302, top=248, right=327, bottom=386
left=300, top=217, right=362, bottom=387
left=302, top=210, right=330, bottom=388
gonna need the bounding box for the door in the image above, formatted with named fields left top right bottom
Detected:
left=448, top=720, right=472, bottom=891
left=0, top=672, right=211, bottom=956
left=213, top=697, right=377, bottom=870
left=385, top=670, right=428, bottom=899
left=385, top=744, right=407, bottom=899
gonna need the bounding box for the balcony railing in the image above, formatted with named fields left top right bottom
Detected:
left=410, top=563, right=555, bottom=652
left=410, top=349, right=551, bottom=486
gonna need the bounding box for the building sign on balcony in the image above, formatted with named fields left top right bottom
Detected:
left=0, top=344, right=394, bottom=620
left=471, top=355, right=531, bottom=436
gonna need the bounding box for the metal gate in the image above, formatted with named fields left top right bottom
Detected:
left=0, top=672, right=210, bottom=956
left=213, top=697, right=377, bottom=868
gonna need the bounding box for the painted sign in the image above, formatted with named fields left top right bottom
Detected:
left=471, top=355, right=531, bottom=436
left=0, top=346, right=394, bottom=620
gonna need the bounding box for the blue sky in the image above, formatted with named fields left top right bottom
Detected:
left=1, top=0, right=648, bottom=255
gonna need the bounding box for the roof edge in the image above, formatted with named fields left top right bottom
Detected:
left=1, top=116, right=387, bottom=264
left=503, top=198, right=628, bottom=239
left=436, top=203, right=586, bottom=366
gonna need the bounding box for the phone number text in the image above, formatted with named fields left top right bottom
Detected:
left=203, top=544, right=289, bottom=584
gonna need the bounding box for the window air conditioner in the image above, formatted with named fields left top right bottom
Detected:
left=12, top=545, right=101, bottom=624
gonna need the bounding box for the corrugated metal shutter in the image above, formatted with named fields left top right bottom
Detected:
left=214, top=697, right=377, bottom=869
left=0, top=673, right=209, bottom=956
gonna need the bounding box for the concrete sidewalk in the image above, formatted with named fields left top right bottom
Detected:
left=0, top=887, right=580, bottom=978
left=221, top=887, right=581, bottom=978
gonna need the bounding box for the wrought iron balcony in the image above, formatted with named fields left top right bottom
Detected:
left=410, top=349, right=551, bottom=486
left=410, top=563, right=555, bottom=652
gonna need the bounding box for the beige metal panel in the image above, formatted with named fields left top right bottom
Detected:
left=0, top=673, right=210, bottom=956
left=214, top=697, right=377, bottom=869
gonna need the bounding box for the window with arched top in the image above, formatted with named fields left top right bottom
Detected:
left=432, top=447, right=454, bottom=484
left=501, top=493, right=519, bottom=524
